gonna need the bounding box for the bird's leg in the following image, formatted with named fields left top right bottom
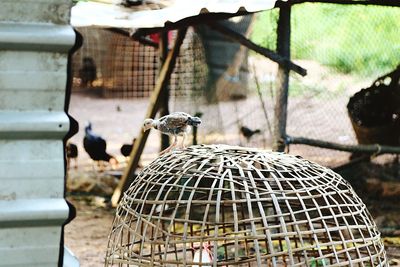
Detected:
left=171, top=135, right=178, bottom=150
left=74, top=158, right=78, bottom=169
left=181, top=132, right=187, bottom=149
left=160, top=135, right=178, bottom=155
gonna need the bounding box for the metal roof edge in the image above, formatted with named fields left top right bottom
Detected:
left=71, top=0, right=277, bottom=31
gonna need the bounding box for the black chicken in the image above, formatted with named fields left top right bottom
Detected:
left=120, top=138, right=136, bottom=158
left=79, top=57, right=97, bottom=88
left=83, top=122, right=117, bottom=169
left=66, top=142, right=78, bottom=169
left=240, top=126, right=261, bottom=142
left=122, top=0, right=143, bottom=6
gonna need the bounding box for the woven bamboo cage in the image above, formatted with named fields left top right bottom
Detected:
left=105, top=145, right=387, bottom=266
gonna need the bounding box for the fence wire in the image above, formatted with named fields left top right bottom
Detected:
left=249, top=3, right=400, bottom=166
left=70, top=4, right=399, bottom=167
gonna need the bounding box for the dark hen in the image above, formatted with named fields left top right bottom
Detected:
left=79, top=57, right=97, bottom=88
left=120, top=138, right=136, bottom=157
left=66, top=142, right=78, bottom=169
left=83, top=122, right=117, bottom=168
left=240, top=126, right=261, bottom=141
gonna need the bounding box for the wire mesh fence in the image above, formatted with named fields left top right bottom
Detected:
left=72, top=27, right=208, bottom=99
left=72, top=28, right=115, bottom=90
left=247, top=3, right=400, bottom=166
left=70, top=3, right=399, bottom=167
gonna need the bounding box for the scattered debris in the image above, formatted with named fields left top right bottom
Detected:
left=67, top=170, right=119, bottom=196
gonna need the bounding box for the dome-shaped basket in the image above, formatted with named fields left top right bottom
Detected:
left=105, top=145, right=387, bottom=266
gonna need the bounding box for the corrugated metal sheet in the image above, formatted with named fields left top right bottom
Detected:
left=0, top=0, right=77, bottom=266
left=71, top=0, right=278, bottom=31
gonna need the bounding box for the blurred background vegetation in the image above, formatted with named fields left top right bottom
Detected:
left=251, top=4, right=400, bottom=76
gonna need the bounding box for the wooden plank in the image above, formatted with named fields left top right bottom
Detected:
left=131, top=11, right=250, bottom=39
left=134, top=35, right=159, bottom=48
left=106, top=28, right=159, bottom=48
left=159, top=31, right=170, bottom=151
left=207, top=22, right=307, bottom=77
left=111, top=27, right=188, bottom=207
left=272, top=3, right=292, bottom=152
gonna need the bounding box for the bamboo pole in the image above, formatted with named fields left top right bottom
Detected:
left=287, top=135, right=400, bottom=155
left=252, top=63, right=273, bottom=137
left=159, top=31, right=170, bottom=151
left=111, top=28, right=188, bottom=207
left=206, top=22, right=307, bottom=77
left=272, top=3, right=292, bottom=152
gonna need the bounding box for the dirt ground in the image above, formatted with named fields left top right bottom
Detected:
left=65, top=196, right=114, bottom=267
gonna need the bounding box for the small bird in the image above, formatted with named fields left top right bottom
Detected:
left=66, top=142, right=78, bottom=169
left=120, top=138, right=136, bottom=158
left=240, top=126, right=261, bottom=142
left=143, top=112, right=202, bottom=155
left=83, top=122, right=117, bottom=170
left=79, top=57, right=97, bottom=88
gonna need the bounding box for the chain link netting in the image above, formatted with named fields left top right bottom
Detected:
left=250, top=3, right=400, bottom=166
left=70, top=4, right=399, bottom=167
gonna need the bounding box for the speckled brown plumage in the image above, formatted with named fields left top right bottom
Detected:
left=143, top=112, right=201, bottom=154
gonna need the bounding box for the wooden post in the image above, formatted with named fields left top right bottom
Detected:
left=159, top=31, right=170, bottom=151
left=272, top=3, right=292, bottom=152
left=111, top=28, right=188, bottom=207
left=287, top=135, right=400, bottom=155
left=207, top=22, right=306, bottom=76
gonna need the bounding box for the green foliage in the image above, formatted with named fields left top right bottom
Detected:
left=252, top=4, right=400, bottom=75
left=251, top=9, right=279, bottom=51
left=310, top=257, right=328, bottom=267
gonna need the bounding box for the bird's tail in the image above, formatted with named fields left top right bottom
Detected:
left=254, top=129, right=261, bottom=134
left=187, top=116, right=202, bottom=127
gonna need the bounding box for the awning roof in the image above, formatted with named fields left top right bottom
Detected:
left=71, top=0, right=278, bottom=35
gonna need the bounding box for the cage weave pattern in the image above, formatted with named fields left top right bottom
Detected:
left=105, top=145, right=387, bottom=266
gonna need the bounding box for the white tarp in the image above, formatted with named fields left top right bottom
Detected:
left=71, top=0, right=278, bottom=33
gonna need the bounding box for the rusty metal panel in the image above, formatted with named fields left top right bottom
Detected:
left=0, top=0, right=77, bottom=266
